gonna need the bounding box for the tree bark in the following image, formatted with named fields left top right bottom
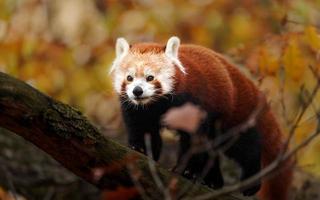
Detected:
left=0, top=72, right=238, bottom=200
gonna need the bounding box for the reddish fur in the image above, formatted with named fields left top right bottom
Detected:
left=131, top=43, right=165, bottom=54
left=153, top=80, right=163, bottom=94
left=121, top=82, right=127, bottom=94
left=130, top=43, right=292, bottom=200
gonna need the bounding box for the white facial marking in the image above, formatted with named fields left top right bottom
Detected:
left=137, top=61, right=144, bottom=67
left=126, top=78, right=155, bottom=104
left=144, top=68, right=154, bottom=76
left=113, top=72, right=123, bottom=93
left=157, top=59, right=175, bottom=94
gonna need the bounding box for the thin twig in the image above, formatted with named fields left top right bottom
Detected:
left=177, top=135, right=240, bottom=199
left=285, top=19, right=320, bottom=29
left=176, top=95, right=265, bottom=199
left=1, top=165, right=17, bottom=200
left=176, top=93, right=265, bottom=175
left=145, top=134, right=172, bottom=200
left=43, top=187, right=55, bottom=200
left=127, top=163, right=151, bottom=200
left=186, top=84, right=320, bottom=200
left=283, top=65, right=320, bottom=151
left=279, top=65, right=290, bottom=125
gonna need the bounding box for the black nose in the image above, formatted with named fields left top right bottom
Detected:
left=133, top=86, right=143, bottom=97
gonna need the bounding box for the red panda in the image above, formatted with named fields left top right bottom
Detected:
left=110, top=36, right=293, bottom=200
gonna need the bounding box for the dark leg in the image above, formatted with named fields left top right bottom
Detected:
left=176, top=131, right=197, bottom=179
left=175, top=111, right=224, bottom=188
left=176, top=131, right=209, bottom=180
left=177, top=131, right=191, bottom=165
left=199, top=112, right=224, bottom=188
left=225, top=127, right=261, bottom=196
left=128, top=128, right=163, bottom=161
left=203, top=156, right=224, bottom=189
left=121, top=102, right=163, bottom=160
left=128, top=131, right=146, bottom=154
left=150, top=130, right=162, bottom=161
left=176, top=132, right=224, bottom=188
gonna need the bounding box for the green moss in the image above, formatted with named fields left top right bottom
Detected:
left=0, top=72, right=239, bottom=200
left=42, top=101, right=102, bottom=140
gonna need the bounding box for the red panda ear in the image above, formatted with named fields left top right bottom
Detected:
left=165, top=36, right=186, bottom=74
left=165, top=36, right=180, bottom=58
left=116, top=38, right=129, bottom=59
left=109, top=38, right=130, bottom=74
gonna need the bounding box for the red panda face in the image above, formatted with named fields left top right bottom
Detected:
left=110, top=37, right=185, bottom=105
left=113, top=52, right=175, bottom=105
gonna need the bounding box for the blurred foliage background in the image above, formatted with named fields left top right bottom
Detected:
left=1, top=0, right=320, bottom=199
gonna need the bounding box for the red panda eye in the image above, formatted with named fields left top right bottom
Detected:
left=146, top=75, right=154, bottom=82
left=127, top=75, right=133, bottom=82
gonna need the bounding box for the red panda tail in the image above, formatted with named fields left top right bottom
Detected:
left=257, top=109, right=293, bottom=200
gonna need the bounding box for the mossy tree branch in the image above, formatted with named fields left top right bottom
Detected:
left=0, top=72, right=239, bottom=200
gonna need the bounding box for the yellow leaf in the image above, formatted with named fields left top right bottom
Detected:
left=282, top=38, right=306, bottom=81
left=294, top=113, right=319, bottom=175
left=294, top=114, right=317, bottom=145
left=258, top=47, right=279, bottom=76
left=304, top=26, right=320, bottom=51
left=298, top=137, right=320, bottom=176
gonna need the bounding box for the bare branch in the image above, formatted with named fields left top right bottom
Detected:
left=283, top=65, right=320, bottom=151
left=145, top=134, right=171, bottom=200
left=0, top=72, right=237, bottom=200
left=127, top=163, right=151, bottom=200
left=1, top=165, right=17, bottom=200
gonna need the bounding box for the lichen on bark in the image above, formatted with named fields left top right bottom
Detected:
left=42, top=100, right=102, bottom=140
left=0, top=72, right=239, bottom=200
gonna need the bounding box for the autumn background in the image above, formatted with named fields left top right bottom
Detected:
left=1, top=0, right=320, bottom=199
